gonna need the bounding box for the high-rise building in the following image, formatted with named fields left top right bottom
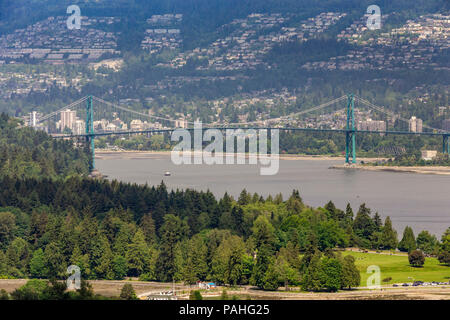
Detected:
left=409, top=116, right=423, bottom=133
left=73, top=119, right=86, bottom=135
left=443, top=119, right=450, bottom=132
left=28, top=111, right=40, bottom=127
left=60, top=109, right=77, bottom=132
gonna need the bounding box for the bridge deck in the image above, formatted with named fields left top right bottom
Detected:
left=52, top=127, right=450, bottom=138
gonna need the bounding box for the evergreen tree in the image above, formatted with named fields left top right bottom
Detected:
left=301, top=251, right=322, bottom=292
left=29, top=248, right=47, bottom=279
left=286, top=190, right=304, bottom=214
left=380, top=217, right=398, bottom=250
left=44, top=243, right=66, bottom=279
left=0, top=212, right=16, bottom=250
left=70, top=245, right=91, bottom=279
left=6, top=238, right=30, bottom=277
left=182, top=235, right=208, bottom=284
left=299, top=233, right=319, bottom=274
left=94, top=235, right=114, bottom=279
left=238, top=189, right=251, bottom=206
left=353, top=204, right=375, bottom=243
left=211, top=235, right=246, bottom=286
left=325, top=201, right=337, bottom=220
left=231, top=206, right=245, bottom=237
left=262, top=263, right=279, bottom=291
left=140, top=213, right=156, bottom=245
left=319, top=257, right=342, bottom=292
left=219, top=192, right=233, bottom=213
left=416, top=231, right=439, bottom=255
left=126, top=229, right=149, bottom=277
left=112, top=255, right=128, bottom=280
left=120, top=284, right=138, bottom=300
left=398, top=226, right=416, bottom=252
left=438, top=228, right=450, bottom=266
left=113, top=223, right=135, bottom=257
left=156, top=215, right=189, bottom=282
left=372, top=212, right=383, bottom=232
left=205, top=229, right=232, bottom=277
left=344, top=203, right=354, bottom=223
left=0, top=250, right=8, bottom=276
left=273, top=193, right=283, bottom=205
left=341, top=255, right=360, bottom=289
left=251, top=245, right=273, bottom=289
left=252, top=215, right=275, bottom=250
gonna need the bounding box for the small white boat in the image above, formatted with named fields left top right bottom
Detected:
left=164, top=171, right=171, bottom=176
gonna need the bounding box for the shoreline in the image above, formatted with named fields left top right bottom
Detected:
left=331, top=164, right=450, bottom=175
left=95, top=149, right=385, bottom=162
left=95, top=150, right=450, bottom=174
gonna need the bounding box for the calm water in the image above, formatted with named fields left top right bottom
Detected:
left=96, top=153, right=450, bottom=237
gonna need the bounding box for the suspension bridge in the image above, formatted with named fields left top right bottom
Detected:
left=34, top=94, right=450, bottom=171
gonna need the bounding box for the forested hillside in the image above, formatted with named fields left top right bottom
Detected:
left=0, top=176, right=448, bottom=290
left=0, top=113, right=90, bottom=178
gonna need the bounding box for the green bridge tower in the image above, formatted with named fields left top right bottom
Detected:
left=345, top=93, right=356, bottom=164
left=86, top=96, right=95, bottom=170
left=444, top=134, right=450, bottom=155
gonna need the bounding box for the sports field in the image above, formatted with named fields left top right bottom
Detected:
left=342, top=251, right=450, bottom=286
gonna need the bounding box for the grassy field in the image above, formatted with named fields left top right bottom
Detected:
left=342, top=251, right=450, bottom=286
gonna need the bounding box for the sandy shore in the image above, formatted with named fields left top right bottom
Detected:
left=331, top=164, right=450, bottom=175
left=95, top=149, right=385, bottom=162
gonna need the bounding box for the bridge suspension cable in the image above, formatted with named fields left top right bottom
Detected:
left=214, top=95, right=347, bottom=127
left=279, top=95, right=347, bottom=120
left=91, top=96, right=196, bottom=125
left=355, top=96, right=444, bottom=133
left=37, top=96, right=88, bottom=123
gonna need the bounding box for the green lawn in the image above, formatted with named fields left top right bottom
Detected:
left=342, top=251, right=450, bottom=286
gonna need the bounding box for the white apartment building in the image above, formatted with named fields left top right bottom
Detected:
left=73, top=119, right=86, bottom=135
left=409, top=116, right=423, bottom=133
left=60, top=109, right=77, bottom=132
